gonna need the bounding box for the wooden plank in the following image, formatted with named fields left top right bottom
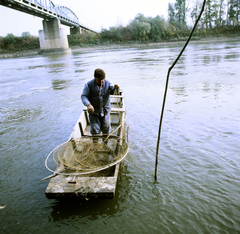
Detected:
left=111, top=95, right=124, bottom=98
left=84, top=110, right=89, bottom=125
left=111, top=108, right=125, bottom=112
left=45, top=175, right=118, bottom=198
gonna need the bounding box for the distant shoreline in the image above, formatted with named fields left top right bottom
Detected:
left=1, top=35, right=239, bottom=59
left=71, top=35, right=240, bottom=52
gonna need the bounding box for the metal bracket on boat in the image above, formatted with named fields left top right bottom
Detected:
left=68, top=170, right=79, bottom=184
left=41, top=169, right=65, bottom=181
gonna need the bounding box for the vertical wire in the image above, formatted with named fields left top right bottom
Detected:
left=155, top=0, right=207, bottom=180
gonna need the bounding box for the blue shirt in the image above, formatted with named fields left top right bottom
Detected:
left=81, top=79, right=115, bottom=116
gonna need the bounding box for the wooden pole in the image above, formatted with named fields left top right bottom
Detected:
left=155, top=0, right=207, bottom=180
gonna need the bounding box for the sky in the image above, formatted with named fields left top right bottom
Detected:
left=0, top=0, right=175, bottom=37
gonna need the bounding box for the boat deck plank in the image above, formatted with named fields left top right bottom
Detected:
left=45, top=163, right=120, bottom=198
left=46, top=176, right=118, bottom=198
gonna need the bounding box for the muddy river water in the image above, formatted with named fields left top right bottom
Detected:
left=0, top=38, right=240, bottom=233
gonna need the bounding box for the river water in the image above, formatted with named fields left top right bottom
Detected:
left=0, top=38, right=240, bottom=233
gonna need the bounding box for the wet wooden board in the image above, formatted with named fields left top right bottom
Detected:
left=45, top=164, right=120, bottom=199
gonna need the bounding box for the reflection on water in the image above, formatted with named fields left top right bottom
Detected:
left=48, top=164, right=131, bottom=224
left=0, top=106, right=41, bottom=124
left=0, top=38, right=240, bottom=233
left=225, top=53, right=240, bottom=60
left=171, top=86, right=188, bottom=97
left=52, top=79, right=70, bottom=90
left=75, top=69, right=85, bottom=73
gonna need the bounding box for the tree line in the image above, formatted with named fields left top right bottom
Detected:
left=169, top=0, right=240, bottom=30
left=67, top=0, right=240, bottom=46
left=69, top=0, right=240, bottom=45
left=0, top=32, right=39, bottom=53
left=1, top=0, right=240, bottom=52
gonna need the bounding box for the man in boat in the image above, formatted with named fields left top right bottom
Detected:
left=81, top=68, right=120, bottom=143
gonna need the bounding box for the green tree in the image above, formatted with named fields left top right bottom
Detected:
left=2, top=33, right=17, bottom=50
left=165, top=22, right=177, bottom=39
left=130, top=14, right=151, bottom=41
left=168, top=0, right=188, bottom=30
left=218, top=0, right=226, bottom=26
left=0, top=36, right=4, bottom=49
left=228, top=0, right=240, bottom=25
left=212, top=0, right=220, bottom=26
left=101, top=27, right=125, bottom=42
left=201, top=0, right=219, bottom=28
left=21, top=31, right=31, bottom=37
left=4, top=33, right=16, bottom=44
left=175, top=0, right=187, bottom=29
left=168, top=3, right=176, bottom=26
left=190, top=0, right=201, bottom=26
left=148, top=15, right=166, bottom=41
left=134, top=13, right=148, bottom=23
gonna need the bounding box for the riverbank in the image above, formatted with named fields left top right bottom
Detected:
left=1, top=35, right=239, bottom=59
left=71, top=35, right=240, bottom=52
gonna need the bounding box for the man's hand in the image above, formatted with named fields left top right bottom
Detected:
left=87, top=104, right=94, bottom=114
left=114, top=84, right=120, bottom=90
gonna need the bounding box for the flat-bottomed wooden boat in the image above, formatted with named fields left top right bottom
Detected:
left=44, top=91, right=127, bottom=199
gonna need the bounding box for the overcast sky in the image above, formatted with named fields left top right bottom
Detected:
left=0, top=0, right=175, bottom=37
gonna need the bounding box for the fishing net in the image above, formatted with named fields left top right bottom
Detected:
left=45, top=127, right=129, bottom=176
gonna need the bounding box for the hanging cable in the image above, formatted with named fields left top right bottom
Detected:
left=155, top=0, right=207, bottom=180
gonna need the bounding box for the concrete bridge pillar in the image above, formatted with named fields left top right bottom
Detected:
left=38, top=18, right=71, bottom=54
left=70, top=27, right=82, bottom=35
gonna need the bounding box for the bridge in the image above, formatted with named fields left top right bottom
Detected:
left=0, top=0, right=97, bottom=53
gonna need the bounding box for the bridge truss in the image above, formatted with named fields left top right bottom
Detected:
left=0, top=0, right=97, bottom=32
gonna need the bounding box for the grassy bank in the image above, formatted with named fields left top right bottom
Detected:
left=0, top=31, right=239, bottom=59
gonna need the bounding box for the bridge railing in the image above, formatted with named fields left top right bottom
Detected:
left=27, top=0, right=54, bottom=11
left=1, top=0, right=96, bottom=32
left=55, top=5, right=79, bottom=24
left=26, top=0, right=79, bottom=25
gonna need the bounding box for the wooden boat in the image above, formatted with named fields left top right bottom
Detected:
left=44, top=90, right=127, bottom=199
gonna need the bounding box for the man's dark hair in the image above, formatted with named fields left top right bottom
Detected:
left=94, top=68, right=105, bottom=80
